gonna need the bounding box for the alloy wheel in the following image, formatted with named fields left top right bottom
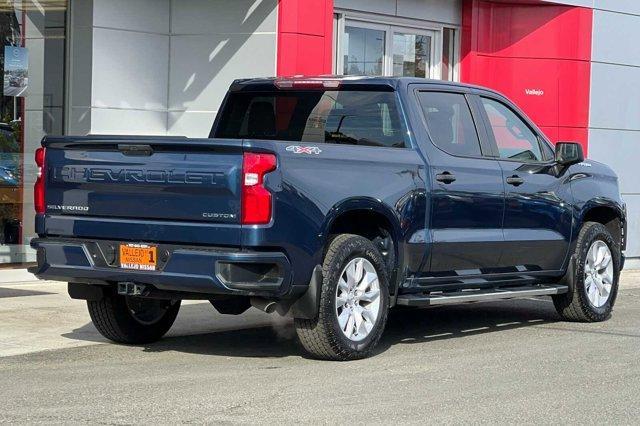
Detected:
left=584, top=240, right=614, bottom=308
left=335, top=257, right=381, bottom=342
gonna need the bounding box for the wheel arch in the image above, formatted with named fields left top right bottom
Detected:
left=320, top=198, right=404, bottom=293
left=321, top=198, right=402, bottom=244
left=579, top=200, right=626, bottom=250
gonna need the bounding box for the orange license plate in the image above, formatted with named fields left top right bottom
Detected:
left=119, top=244, right=157, bottom=271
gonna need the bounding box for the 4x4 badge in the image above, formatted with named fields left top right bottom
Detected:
left=286, top=145, right=322, bottom=155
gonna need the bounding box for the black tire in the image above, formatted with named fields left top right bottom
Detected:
left=553, top=221, right=620, bottom=322
left=87, top=292, right=181, bottom=344
left=294, top=234, right=390, bottom=360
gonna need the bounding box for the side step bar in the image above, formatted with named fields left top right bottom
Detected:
left=396, top=284, right=568, bottom=307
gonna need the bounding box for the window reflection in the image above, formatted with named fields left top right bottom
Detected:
left=392, top=33, right=431, bottom=78
left=482, top=98, right=543, bottom=162
left=0, top=1, right=66, bottom=265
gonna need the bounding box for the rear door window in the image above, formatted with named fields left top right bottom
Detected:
left=215, top=90, right=407, bottom=148
left=416, top=91, right=483, bottom=157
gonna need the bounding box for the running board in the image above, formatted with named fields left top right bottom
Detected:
left=396, top=284, right=568, bottom=307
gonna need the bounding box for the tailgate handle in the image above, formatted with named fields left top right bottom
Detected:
left=118, top=144, right=153, bottom=156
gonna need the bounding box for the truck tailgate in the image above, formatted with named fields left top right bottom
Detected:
left=42, top=137, right=243, bottom=241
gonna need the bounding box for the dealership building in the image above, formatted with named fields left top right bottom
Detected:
left=1, top=0, right=639, bottom=268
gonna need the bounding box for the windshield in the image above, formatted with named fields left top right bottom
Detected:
left=214, top=90, right=407, bottom=148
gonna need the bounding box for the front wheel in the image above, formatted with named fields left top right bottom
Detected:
left=294, top=234, right=390, bottom=360
left=88, top=292, right=181, bottom=344
left=553, top=221, right=620, bottom=322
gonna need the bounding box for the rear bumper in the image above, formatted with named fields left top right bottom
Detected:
left=29, top=238, right=293, bottom=298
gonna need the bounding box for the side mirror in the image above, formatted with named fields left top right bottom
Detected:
left=555, top=141, right=584, bottom=166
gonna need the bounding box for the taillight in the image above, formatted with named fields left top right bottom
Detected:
left=34, top=147, right=46, bottom=214
left=241, top=152, right=276, bottom=225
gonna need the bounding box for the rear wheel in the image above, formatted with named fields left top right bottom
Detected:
left=553, top=221, right=620, bottom=322
left=294, top=234, right=390, bottom=360
left=88, top=292, right=180, bottom=344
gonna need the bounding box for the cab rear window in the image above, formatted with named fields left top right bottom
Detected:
left=214, top=90, right=407, bottom=148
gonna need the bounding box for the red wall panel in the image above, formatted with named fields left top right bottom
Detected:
left=277, top=0, right=334, bottom=76
left=475, top=4, right=592, bottom=61
left=461, top=0, right=593, bottom=154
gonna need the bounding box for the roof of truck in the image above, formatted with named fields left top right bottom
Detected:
left=229, top=75, right=502, bottom=96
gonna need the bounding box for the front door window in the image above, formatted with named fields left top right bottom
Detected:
left=481, top=98, right=544, bottom=163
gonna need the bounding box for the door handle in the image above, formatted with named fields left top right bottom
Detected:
left=506, top=175, right=525, bottom=186
left=436, top=171, right=456, bottom=184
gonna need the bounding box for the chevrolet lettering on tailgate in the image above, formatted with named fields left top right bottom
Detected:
left=52, top=166, right=222, bottom=186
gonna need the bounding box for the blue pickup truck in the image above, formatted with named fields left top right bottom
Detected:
left=30, top=77, right=627, bottom=360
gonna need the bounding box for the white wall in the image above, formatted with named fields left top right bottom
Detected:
left=168, top=0, right=278, bottom=137
left=68, top=0, right=170, bottom=135
left=595, top=0, right=640, bottom=15
left=67, top=0, right=278, bottom=138
left=589, top=4, right=640, bottom=261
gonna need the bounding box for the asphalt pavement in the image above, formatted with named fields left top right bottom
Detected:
left=1, top=272, right=639, bottom=424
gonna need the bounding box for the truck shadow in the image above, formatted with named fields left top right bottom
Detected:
left=376, top=298, right=560, bottom=354
left=63, top=298, right=561, bottom=359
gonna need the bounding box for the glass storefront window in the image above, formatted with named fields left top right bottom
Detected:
left=335, top=15, right=458, bottom=81
left=343, top=25, right=385, bottom=76
left=0, top=1, right=66, bottom=265
left=392, top=32, right=431, bottom=78
left=442, top=27, right=456, bottom=81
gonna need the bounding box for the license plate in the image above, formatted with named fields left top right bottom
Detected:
left=119, top=244, right=157, bottom=271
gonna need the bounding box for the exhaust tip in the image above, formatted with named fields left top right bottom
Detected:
left=250, top=297, right=277, bottom=314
